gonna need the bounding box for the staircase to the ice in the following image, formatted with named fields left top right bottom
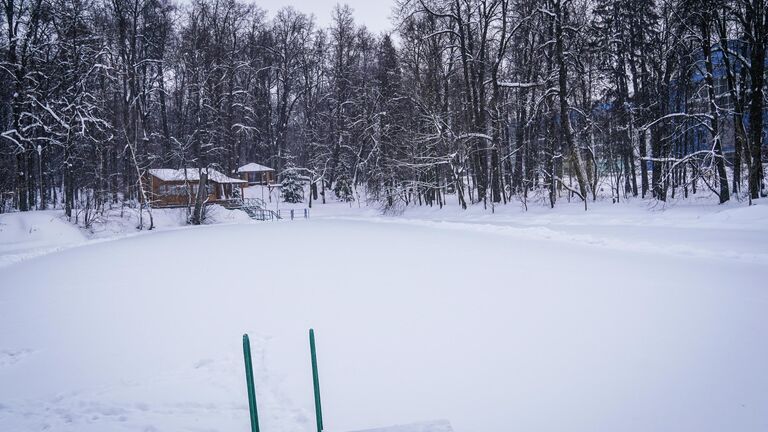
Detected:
left=229, top=198, right=281, bottom=221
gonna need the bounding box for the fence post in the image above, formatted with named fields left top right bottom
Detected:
left=291, top=209, right=295, bottom=220
left=309, top=329, right=323, bottom=432
left=243, top=334, right=260, bottom=432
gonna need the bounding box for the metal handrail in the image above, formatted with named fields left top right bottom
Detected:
left=277, top=208, right=310, bottom=220
left=241, top=198, right=267, bottom=209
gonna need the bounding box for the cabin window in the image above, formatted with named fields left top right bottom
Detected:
left=161, top=183, right=216, bottom=197
left=159, top=184, right=187, bottom=196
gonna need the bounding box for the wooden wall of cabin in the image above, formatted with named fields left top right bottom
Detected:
left=147, top=176, right=216, bottom=207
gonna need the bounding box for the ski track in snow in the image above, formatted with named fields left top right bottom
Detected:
left=0, top=349, right=36, bottom=368
left=329, top=216, right=768, bottom=265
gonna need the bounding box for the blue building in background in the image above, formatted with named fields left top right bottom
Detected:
left=676, top=40, right=768, bottom=157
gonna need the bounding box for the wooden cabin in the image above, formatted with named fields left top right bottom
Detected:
left=146, top=168, right=247, bottom=208
left=237, top=162, right=276, bottom=185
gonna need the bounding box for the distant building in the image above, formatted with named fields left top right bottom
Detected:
left=146, top=168, right=246, bottom=208
left=237, top=162, right=276, bottom=185
left=673, top=40, right=768, bottom=157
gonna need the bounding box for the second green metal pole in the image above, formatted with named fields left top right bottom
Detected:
left=243, top=334, right=260, bottom=432
left=309, top=328, right=323, bottom=432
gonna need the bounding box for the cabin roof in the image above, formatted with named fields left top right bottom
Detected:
left=148, top=168, right=247, bottom=184
left=237, top=162, right=274, bottom=173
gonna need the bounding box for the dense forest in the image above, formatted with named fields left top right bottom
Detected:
left=0, top=0, right=766, bottom=219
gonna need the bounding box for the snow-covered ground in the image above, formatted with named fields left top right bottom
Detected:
left=1, top=196, right=767, bottom=432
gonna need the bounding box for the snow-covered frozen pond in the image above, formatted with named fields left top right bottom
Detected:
left=1, top=207, right=767, bottom=432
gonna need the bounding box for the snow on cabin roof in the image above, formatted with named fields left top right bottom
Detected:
left=148, top=168, right=246, bottom=184
left=237, top=162, right=274, bottom=173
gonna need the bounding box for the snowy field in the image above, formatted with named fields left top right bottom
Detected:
left=1, top=197, right=767, bottom=432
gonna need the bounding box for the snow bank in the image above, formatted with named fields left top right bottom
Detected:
left=0, top=204, right=255, bottom=268
left=0, top=211, right=87, bottom=267
left=313, top=197, right=768, bottom=265
left=86, top=204, right=254, bottom=239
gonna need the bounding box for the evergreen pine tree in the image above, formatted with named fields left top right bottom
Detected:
left=334, top=171, right=354, bottom=202
left=280, top=161, right=304, bottom=203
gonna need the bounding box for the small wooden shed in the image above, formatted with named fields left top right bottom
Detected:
left=237, top=162, right=276, bottom=185
left=146, top=168, right=247, bottom=208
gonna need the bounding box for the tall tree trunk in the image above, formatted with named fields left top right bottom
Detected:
left=700, top=19, right=729, bottom=202
left=554, top=0, right=590, bottom=206
left=190, top=169, right=208, bottom=225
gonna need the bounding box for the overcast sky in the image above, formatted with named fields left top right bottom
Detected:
left=256, top=0, right=397, bottom=34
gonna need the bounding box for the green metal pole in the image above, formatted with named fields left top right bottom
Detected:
left=309, top=328, right=324, bottom=432
left=243, top=334, right=260, bottom=432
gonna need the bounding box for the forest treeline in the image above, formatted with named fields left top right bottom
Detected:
left=0, top=0, right=766, bottom=217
